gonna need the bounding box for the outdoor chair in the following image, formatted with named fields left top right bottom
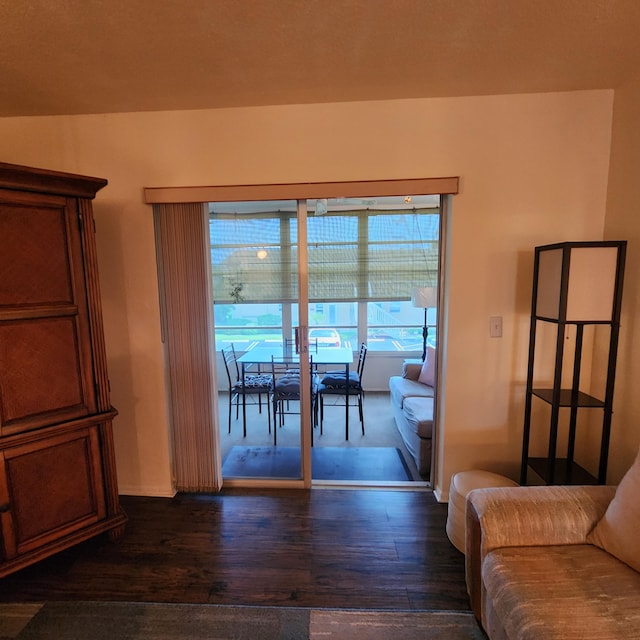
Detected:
left=270, top=355, right=318, bottom=445
left=221, top=344, right=272, bottom=436
left=317, top=342, right=367, bottom=437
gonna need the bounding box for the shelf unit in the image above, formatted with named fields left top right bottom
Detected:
left=520, top=241, right=626, bottom=486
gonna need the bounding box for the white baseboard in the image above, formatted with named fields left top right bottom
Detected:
left=433, top=484, right=448, bottom=502
left=118, top=485, right=177, bottom=498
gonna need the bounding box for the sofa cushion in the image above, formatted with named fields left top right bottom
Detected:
left=484, top=544, right=640, bottom=639
left=319, top=371, right=361, bottom=390
left=402, top=396, right=434, bottom=439
left=588, top=449, right=640, bottom=572
left=389, top=375, right=434, bottom=409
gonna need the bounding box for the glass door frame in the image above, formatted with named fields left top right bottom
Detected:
left=212, top=196, right=440, bottom=488
left=146, top=177, right=459, bottom=492
left=297, top=200, right=313, bottom=487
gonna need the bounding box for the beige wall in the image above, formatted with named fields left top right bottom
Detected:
left=0, top=90, right=615, bottom=497
left=603, top=73, right=640, bottom=483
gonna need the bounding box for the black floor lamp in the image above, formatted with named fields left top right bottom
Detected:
left=411, top=286, right=437, bottom=361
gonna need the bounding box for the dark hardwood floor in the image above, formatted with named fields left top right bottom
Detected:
left=0, top=489, right=470, bottom=611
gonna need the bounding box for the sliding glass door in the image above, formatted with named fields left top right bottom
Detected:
left=211, top=199, right=311, bottom=483
left=210, top=196, right=440, bottom=486
left=305, top=197, right=439, bottom=482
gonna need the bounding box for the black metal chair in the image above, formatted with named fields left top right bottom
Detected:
left=317, top=342, right=367, bottom=437
left=221, top=344, right=272, bottom=436
left=269, top=355, right=318, bottom=445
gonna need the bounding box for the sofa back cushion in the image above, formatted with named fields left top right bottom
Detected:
left=587, top=449, right=640, bottom=572
left=418, top=346, right=436, bottom=386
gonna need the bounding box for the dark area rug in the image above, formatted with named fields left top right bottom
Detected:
left=1, top=602, right=486, bottom=640
left=311, top=446, right=413, bottom=481
left=221, top=446, right=413, bottom=481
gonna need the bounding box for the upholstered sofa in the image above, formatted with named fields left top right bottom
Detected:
left=465, top=452, right=640, bottom=639
left=388, top=352, right=434, bottom=476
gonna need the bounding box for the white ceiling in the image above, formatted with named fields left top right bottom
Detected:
left=2, top=0, right=640, bottom=117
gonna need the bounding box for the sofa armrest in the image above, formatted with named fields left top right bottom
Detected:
left=469, top=484, right=616, bottom=551
left=465, top=484, right=616, bottom=623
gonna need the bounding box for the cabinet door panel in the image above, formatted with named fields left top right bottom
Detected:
left=0, top=427, right=106, bottom=558
left=0, top=190, right=97, bottom=435
left=0, top=317, right=88, bottom=429
left=0, top=197, right=74, bottom=307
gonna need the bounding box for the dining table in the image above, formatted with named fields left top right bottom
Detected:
left=237, top=345, right=355, bottom=440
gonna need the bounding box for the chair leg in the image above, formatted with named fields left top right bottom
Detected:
left=358, top=394, right=365, bottom=434
left=267, top=398, right=275, bottom=433
left=310, top=396, right=314, bottom=446
left=242, top=394, right=247, bottom=438
left=272, top=397, right=277, bottom=445
left=228, top=393, right=232, bottom=433
left=265, top=393, right=271, bottom=433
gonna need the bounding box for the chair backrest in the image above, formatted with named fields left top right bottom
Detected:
left=221, top=344, right=240, bottom=385
left=221, top=346, right=235, bottom=388
left=270, top=355, right=301, bottom=375
left=356, top=343, right=368, bottom=379
left=283, top=337, right=318, bottom=355
left=283, top=338, right=296, bottom=357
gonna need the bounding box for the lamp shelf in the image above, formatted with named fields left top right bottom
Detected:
left=527, top=457, right=598, bottom=485
left=535, top=316, right=613, bottom=325
left=531, top=388, right=605, bottom=408
left=520, top=240, right=626, bottom=486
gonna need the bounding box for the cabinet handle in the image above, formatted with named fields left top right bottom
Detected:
left=0, top=503, right=10, bottom=513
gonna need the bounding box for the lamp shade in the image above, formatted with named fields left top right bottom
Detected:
left=411, top=286, right=437, bottom=309
left=535, top=242, right=624, bottom=322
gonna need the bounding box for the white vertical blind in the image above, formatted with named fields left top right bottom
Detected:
left=154, top=202, right=220, bottom=492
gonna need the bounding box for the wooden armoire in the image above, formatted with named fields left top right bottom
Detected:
left=0, top=162, right=126, bottom=578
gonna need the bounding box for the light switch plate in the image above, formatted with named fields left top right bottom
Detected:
left=490, top=316, right=503, bottom=338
